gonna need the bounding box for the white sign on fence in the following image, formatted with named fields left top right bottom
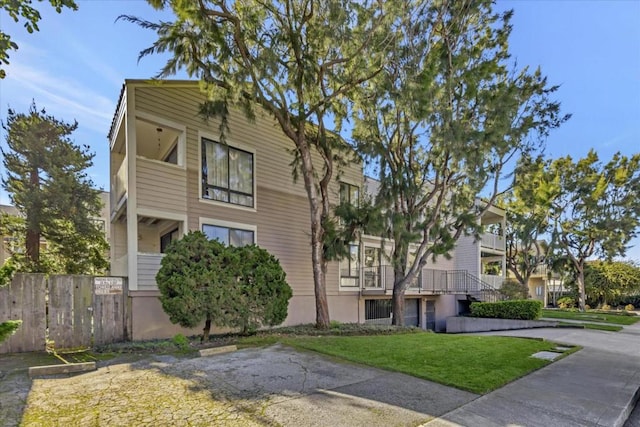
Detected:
left=94, top=277, right=124, bottom=295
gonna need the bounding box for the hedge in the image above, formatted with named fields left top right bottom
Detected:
left=470, top=300, right=543, bottom=320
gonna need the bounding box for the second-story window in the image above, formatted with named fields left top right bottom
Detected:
left=202, top=138, right=254, bottom=207
left=340, top=182, right=359, bottom=207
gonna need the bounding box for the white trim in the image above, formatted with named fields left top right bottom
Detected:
left=137, top=208, right=188, bottom=224
left=199, top=217, right=258, bottom=243
left=109, top=91, right=127, bottom=150
left=135, top=155, right=186, bottom=171
left=125, top=85, right=139, bottom=291
left=198, top=130, right=258, bottom=211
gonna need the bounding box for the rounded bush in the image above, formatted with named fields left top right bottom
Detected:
left=625, top=304, right=635, bottom=312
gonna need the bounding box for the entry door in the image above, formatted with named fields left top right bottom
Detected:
left=425, top=300, right=436, bottom=331
left=403, top=299, right=420, bottom=326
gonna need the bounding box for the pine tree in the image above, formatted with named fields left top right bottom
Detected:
left=1, top=102, right=108, bottom=274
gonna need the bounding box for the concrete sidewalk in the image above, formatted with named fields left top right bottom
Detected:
left=425, top=323, right=640, bottom=427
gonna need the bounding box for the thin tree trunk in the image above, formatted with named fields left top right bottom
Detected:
left=391, top=281, right=406, bottom=326
left=26, top=167, right=40, bottom=268
left=577, top=266, right=586, bottom=311
left=202, top=317, right=212, bottom=342
left=298, top=141, right=330, bottom=329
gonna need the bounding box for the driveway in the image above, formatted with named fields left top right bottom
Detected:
left=1, top=344, right=477, bottom=427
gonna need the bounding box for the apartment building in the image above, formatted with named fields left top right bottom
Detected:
left=109, top=80, right=506, bottom=339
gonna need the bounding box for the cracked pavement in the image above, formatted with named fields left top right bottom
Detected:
left=1, top=344, right=477, bottom=427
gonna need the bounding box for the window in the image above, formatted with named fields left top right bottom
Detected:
left=202, top=224, right=254, bottom=246
left=160, top=228, right=180, bottom=253
left=163, top=144, right=178, bottom=165
left=363, top=247, right=381, bottom=289
left=340, top=244, right=359, bottom=287
left=536, top=285, right=544, bottom=296
left=339, top=182, right=359, bottom=207
left=202, top=138, right=254, bottom=207
left=365, top=299, right=392, bottom=323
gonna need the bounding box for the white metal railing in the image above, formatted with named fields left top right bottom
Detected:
left=480, top=233, right=505, bottom=251
left=480, top=274, right=504, bottom=289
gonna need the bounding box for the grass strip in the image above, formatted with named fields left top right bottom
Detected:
left=542, top=309, right=639, bottom=325
left=282, top=333, right=558, bottom=394
left=556, top=322, right=623, bottom=332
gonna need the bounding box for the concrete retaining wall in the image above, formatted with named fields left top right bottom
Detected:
left=446, top=316, right=557, bottom=333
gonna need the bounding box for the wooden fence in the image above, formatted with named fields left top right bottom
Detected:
left=0, top=274, right=127, bottom=354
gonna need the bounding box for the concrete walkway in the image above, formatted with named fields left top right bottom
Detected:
left=425, top=322, right=640, bottom=427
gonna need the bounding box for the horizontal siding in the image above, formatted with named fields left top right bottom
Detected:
left=454, top=235, right=479, bottom=276
left=136, top=157, right=187, bottom=214
left=138, top=253, right=164, bottom=291
left=133, top=83, right=357, bottom=299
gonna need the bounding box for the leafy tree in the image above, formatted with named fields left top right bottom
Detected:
left=1, top=102, right=108, bottom=274
left=1, top=0, right=78, bottom=78
left=350, top=1, right=567, bottom=324
left=123, top=0, right=395, bottom=329
left=547, top=150, right=640, bottom=311
left=583, top=260, right=640, bottom=307
left=232, top=245, right=292, bottom=334
left=499, top=278, right=529, bottom=300
left=504, top=155, right=556, bottom=288
left=156, top=232, right=292, bottom=341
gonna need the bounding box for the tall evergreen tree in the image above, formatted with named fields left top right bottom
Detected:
left=351, top=0, right=567, bottom=324
left=1, top=102, right=108, bottom=274
left=122, top=0, right=397, bottom=328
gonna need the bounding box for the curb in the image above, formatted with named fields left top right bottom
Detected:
left=29, top=362, right=96, bottom=378
left=199, top=345, right=237, bottom=357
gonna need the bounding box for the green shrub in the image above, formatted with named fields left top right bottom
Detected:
left=557, top=296, right=575, bottom=309
left=470, top=300, right=543, bottom=320
left=0, top=320, right=21, bottom=343
left=156, top=231, right=292, bottom=341
left=172, top=333, right=190, bottom=350
left=625, top=304, right=635, bottom=311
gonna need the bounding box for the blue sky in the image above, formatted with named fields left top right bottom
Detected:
left=0, top=0, right=639, bottom=261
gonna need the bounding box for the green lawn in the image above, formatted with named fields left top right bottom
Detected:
left=282, top=333, right=562, bottom=394
left=542, top=309, right=640, bottom=325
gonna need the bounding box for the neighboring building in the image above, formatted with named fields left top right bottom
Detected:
left=108, top=80, right=506, bottom=340
left=0, top=192, right=110, bottom=266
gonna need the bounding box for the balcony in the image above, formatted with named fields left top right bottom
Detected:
left=137, top=252, right=165, bottom=291
left=136, top=156, right=187, bottom=214
left=480, top=233, right=505, bottom=251
left=111, top=159, right=128, bottom=217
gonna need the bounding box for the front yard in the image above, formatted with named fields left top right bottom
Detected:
left=281, top=333, right=570, bottom=394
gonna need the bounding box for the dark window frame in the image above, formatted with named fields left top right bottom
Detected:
left=201, top=224, right=255, bottom=247
left=160, top=228, right=180, bottom=253
left=339, top=182, right=360, bottom=207
left=201, top=138, right=254, bottom=207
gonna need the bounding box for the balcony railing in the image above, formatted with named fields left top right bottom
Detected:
left=111, top=159, right=127, bottom=213
left=480, top=233, right=505, bottom=251
left=359, top=266, right=503, bottom=302
left=480, top=274, right=504, bottom=289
